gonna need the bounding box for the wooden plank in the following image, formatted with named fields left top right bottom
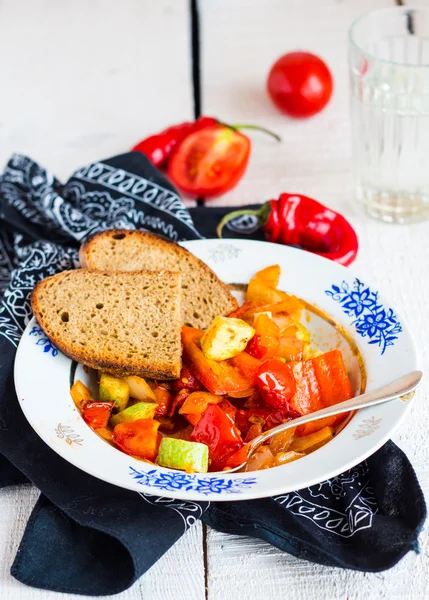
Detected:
left=0, top=0, right=195, bottom=184
left=200, top=0, right=394, bottom=209
left=0, top=485, right=206, bottom=600
left=202, top=1, right=429, bottom=598
left=0, top=1, right=204, bottom=598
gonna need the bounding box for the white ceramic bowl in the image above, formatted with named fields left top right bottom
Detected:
left=14, top=239, right=419, bottom=501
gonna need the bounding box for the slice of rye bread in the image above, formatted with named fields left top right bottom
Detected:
left=31, top=269, right=182, bottom=379
left=79, top=230, right=237, bottom=330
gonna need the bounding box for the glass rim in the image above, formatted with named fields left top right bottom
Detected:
left=349, top=5, right=429, bottom=68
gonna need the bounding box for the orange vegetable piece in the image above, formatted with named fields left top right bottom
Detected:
left=255, top=264, right=281, bottom=287
left=277, top=337, right=305, bottom=362
left=95, top=427, right=113, bottom=442
left=246, top=313, right=280, bottom=359
left=246, top=276, right=287, bottom=304
left=112, top=418, right=161, bottom=461
left=289, top=426, right=334, bottom=452
left=289, top=360, right=338, bottom=436
left=312, top=350, right=353, bottom=407
left=82, top=402, right=114, bottom=428
left=290, top=361, right=323, bottom=415
left=228, top=300, right=265, bottom=321
left=152, top=384, right=173, bottom=417
left=181, top=326, right=253, bottom=395
left=229, top=351, right=262, bottom=386
left=296, top=416, right=338, bottom=437
left=70, top=380, right=92, bottom=410
left=179, top=391, right=221, bottom=416
left=224, top=446, right=248, bottom=469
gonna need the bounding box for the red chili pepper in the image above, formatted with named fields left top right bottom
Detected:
left=131, top=116, right=218, bottom=167
left=217, top=193, right=358, bottom=266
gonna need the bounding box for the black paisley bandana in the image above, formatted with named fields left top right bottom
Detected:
left=0, top=153, right=425, bottom=596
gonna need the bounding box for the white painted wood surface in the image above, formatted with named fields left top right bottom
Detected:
left=1, top=0, right=428, bottom=599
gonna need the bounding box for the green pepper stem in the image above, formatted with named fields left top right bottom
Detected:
left=216, top=209, right=261, bottom=238
left=220, top=122, right=281, bottom=142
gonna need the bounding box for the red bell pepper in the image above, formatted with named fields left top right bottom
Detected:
left=289, top=361, right=323, bottom=415
left=235, top=408, right=289, bottom=438
left=291, top=351, right=353, bottom=436
left=312, top=350, right=353, bottom=406
left=171, top=365, right=203, bottom=392
left=217, top=193, right=358, bottom=266
left=218, top=399, right=238, bottom=422
left=179, top=391, right=223, bottom=425
left=181, top=326, right=253, bottom=395
left=256, top=359, right=297, bottom=411
left=82, top=402, right=114, bottom=429
left=152, top=384, right=173, bottom=417
left=169, top=388, right=191, bottom=417
left=190, top=404, right=244, bottom=471
left=112, top=419, right=161, bottom=461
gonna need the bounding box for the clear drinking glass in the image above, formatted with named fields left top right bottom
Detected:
left=349, top=7, right=429, bottom=223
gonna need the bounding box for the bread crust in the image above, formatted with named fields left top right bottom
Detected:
left=31, top=269, right=182, bottom=379
left=80, top=229, right=238, bottom=327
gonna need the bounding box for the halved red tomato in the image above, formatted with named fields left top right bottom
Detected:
left=167, top=125, right=251, bottom=198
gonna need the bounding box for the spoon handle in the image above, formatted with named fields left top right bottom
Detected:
left=247, top=370, right=423, bottom=454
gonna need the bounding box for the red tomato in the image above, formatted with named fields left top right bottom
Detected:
left=167, top=125, right=251, bottom=198
left=190, top=404, right=244, bottom=471
left=235, top=408, right=289, bottom=438
left=171, top=365, right=203, bottom=392
left=112, top=419, right=161, bottom=461
left=82, top=402, right=114, bottom=429
left=256, top=359, right=297, bottom=411
left=267, top=52, right=333, bottom=118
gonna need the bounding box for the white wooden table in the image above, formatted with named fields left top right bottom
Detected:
left=1, top=1, right=428, bottom=598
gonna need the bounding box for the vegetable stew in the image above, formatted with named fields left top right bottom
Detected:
left=71, top=265, right=354, bottom=473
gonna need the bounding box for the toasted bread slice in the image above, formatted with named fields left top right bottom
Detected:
left=79, top=230, right=237, bottom=330
left=31, top=269, right=182, bottom=379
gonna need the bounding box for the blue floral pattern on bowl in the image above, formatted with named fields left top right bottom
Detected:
left=326, top=278, right=402, bottom=355
left=129, top=467, right=257, bottom=495
left=29, top=326, right=58, bottom=357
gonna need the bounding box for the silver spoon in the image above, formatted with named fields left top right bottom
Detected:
left=226, top=370, right=423, bottom=473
